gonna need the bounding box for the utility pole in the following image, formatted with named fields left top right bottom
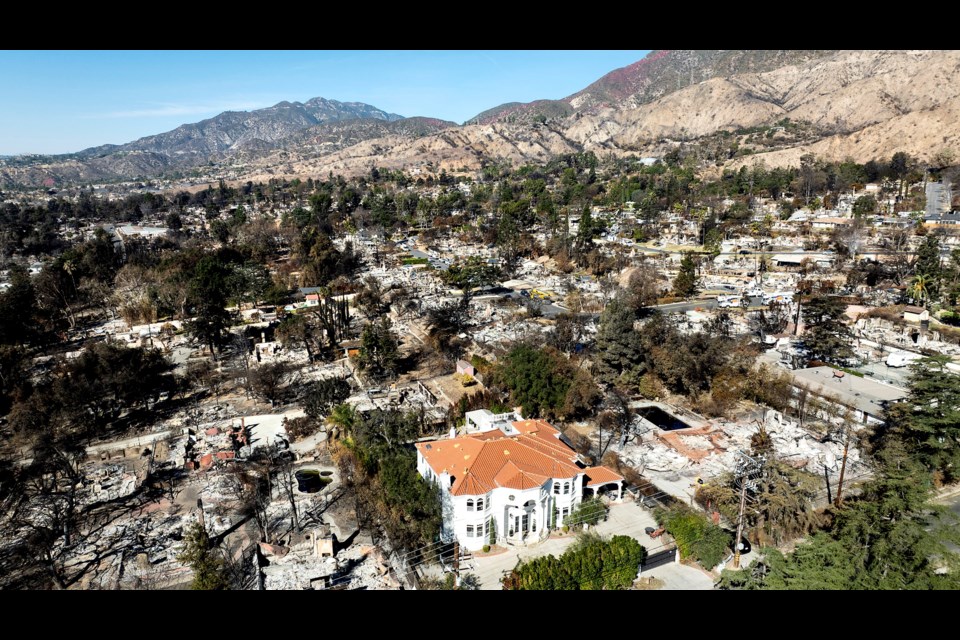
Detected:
left=452, top=539, right=461, bottom=589
left=834, top=420, right=851, bottom=507
left=733, top=478, right=748, bottom=569
left=732, top=450, right=764, bottom=569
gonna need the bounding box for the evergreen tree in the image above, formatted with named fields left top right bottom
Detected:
left=575, top=205, right=596, bottom=256
left=800, top=296, right=854, bottom=365
left=914, top=234, right=942, bottom=302
left=672, top=253, right=700, bottom=299
left=178, top=522, right=229, bottom=590
left=594, top=296, right=645, bottom=386
left=356, top=318, right=400, bottom=380
left=876, top=356, right=960, bottom=482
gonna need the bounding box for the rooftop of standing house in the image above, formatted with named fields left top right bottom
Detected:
left=416, top=418, right=623, bottom=497
left=788, top=366, right=908, bottom=418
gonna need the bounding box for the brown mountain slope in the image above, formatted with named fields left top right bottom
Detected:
left=728, top=102, right=960, bottom=170
left=6, top=50, right=960, bottom=187
left=568, top=49, right=837, bottom=111
left=278, top=50, right=960, bottom=179
left=243, top=122, right=581, bottom=181
left=473, top=50, right=837, bottom=124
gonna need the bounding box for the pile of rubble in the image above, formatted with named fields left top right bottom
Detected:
left=261, top=532, right=402, bottom=590
left=614, top=405, right=864, bottom=502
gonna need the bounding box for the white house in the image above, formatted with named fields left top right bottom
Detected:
left=464, top=408, right=521, bottom=434
left=903, top=306, right=930, bottom=323
left=416, top=417, right=624, bottom=551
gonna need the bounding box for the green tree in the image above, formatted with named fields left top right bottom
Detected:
left=326, top=403, right=357, bottom=441
left=494, top=344, right=598, bottom=419
left=703, top=227, right=723, bottom=256
left=0, top=265, right=48, bottom=346
left=721, top=443, right=960, bottom=590
left=304, top=377, right=352, bottom=420
left=909, top=273, right=931, bottom=306
left=188, top=299, right=233, bottom=358
left=496, top=344, right=570, bottom=418
left=876, top=356, right=960, bottom=482
left=914, top=234, right=942, bottom=302
left=672, top=252, right=700, bottom=299
left=594, top=296, right=645, bottom=385
left=165, top=212, right=183, bottom=230
left=851, top=194, right=877, bottom=217
left=890, top=151, right=911, bottom=197
left=575, top=205, right=600, bottom=256
left=656, top=505, right=730, bottom=569
left=177, top=522, right=229, bottom=590
left=187, top=256, right=234, bottom=357
left=355, top=318, right=400, bottom=380
left=800, top=296, right=854, bottom=365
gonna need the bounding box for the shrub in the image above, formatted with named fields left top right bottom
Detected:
left=656, top=505, right=730, bottom=569
left=503, top=534, right=646, bottom=590
left=638, top=373, right=666, bottom=400
left=482, top=544, right=491, bottom=553
left=564, top=497, right=608, bottom=527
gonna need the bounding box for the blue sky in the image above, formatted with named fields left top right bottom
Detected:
left=0, top=50, right=649, bottom=155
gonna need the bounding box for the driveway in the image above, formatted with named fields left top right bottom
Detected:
left=471, top=501, right=711, bottom=590
left=639, top=560, right=715, bottom=590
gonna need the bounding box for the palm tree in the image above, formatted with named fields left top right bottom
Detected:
left=909, top=273, right=929, bottom=307
left=326, top=403, right=357, bottom=442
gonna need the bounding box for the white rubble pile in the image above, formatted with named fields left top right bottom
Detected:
left=612, top=408, right=867, bottom=502
left=263, top=540, right=397, bottom=590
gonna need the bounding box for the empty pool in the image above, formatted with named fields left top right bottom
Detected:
left=296, top=469, right=332, bottom=493
left=637, top=406, right=693, bottom=431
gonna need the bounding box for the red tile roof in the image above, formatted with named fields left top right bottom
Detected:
left=584, top=466, right=624, bottom=487
left=416, top=419, right=618, bottom=497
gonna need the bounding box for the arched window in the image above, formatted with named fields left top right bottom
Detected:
left=476, top=498, right=484, bottom=511
left=553, top=482, right=560, bottom=495
left=466, top=499, right=474, bottom=511
left=563, top=482, right=570, bottom=495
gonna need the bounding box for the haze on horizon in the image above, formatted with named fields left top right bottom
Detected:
left=0, top=50, right=649, bottom=156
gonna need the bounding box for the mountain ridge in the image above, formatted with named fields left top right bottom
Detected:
left=76, top=97, right=403, bottom=159
left=4, top=50, right=960, bottom=188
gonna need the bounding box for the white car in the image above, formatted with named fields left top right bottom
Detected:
left=763, top=292, right=794, bottom=305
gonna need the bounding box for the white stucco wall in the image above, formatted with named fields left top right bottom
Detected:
left=418, top=450, right=590, bottom=551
